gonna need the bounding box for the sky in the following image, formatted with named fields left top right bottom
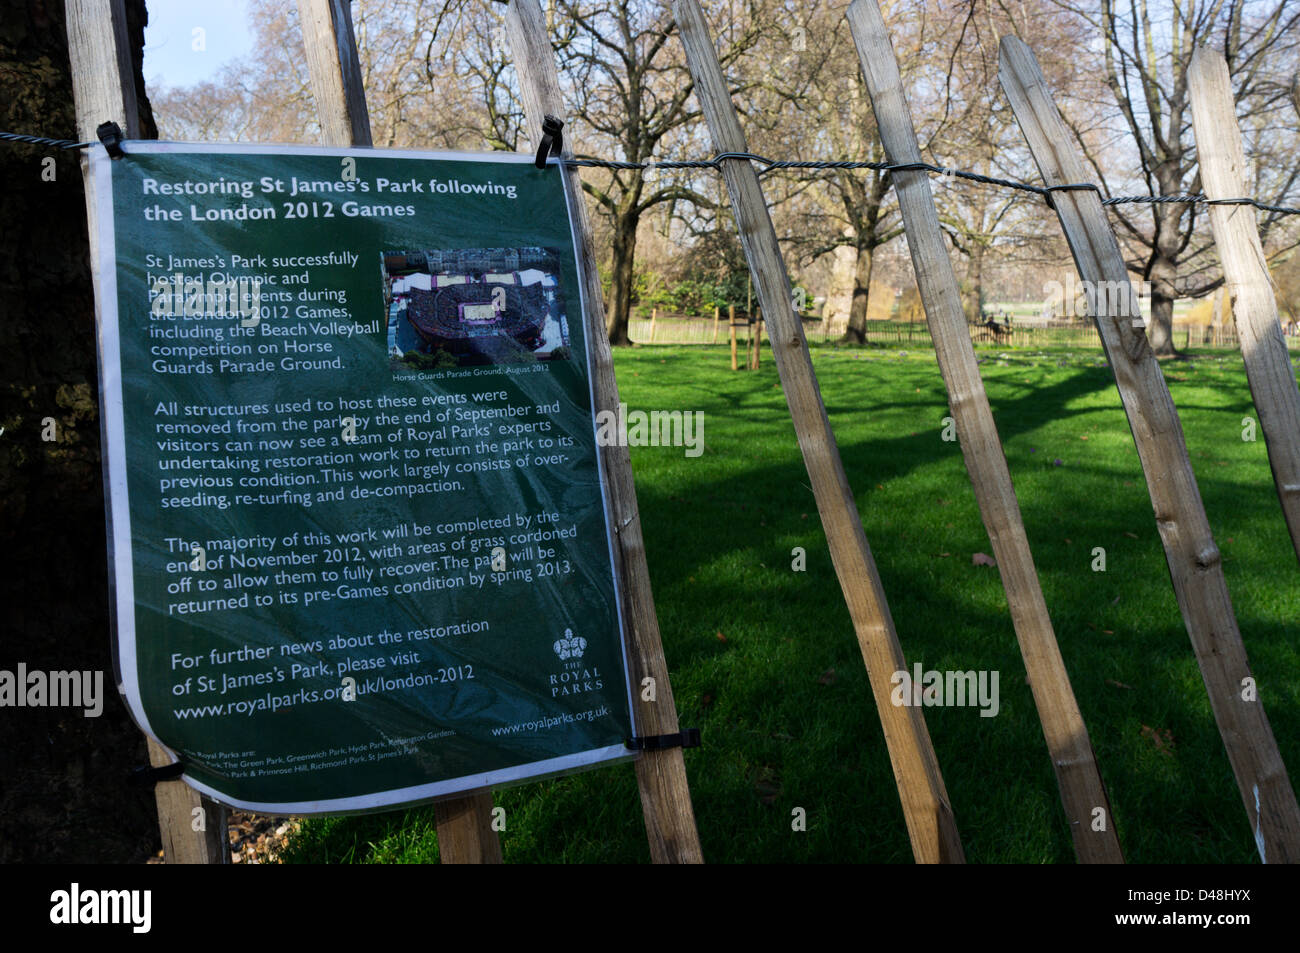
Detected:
left=143, top=0, right=255, bottom=89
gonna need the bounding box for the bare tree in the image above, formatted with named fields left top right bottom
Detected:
left=754, top=0, right=910, bottom=341
left=535, top=1, right=767, bottom=344
left=1054, top=0, right=1300, bottom=357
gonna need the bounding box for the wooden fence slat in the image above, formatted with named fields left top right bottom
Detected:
left=847, top=0, right=1122, bottom=863
left=1188, top=47, right=1300, bottom=566
left=671, top=0, right=963, bottom=863
left=148, top=737, right=228, bottom=863
left=66, top=0, right=229, bottom=864
left=999, top=35, right=1300, bottom=863
left=297, top=0, right=372, bottom=147
left=296, top=0, right=503, bottom=862
left=730, top=304, right=738, bottom=369
left=433, top=790, right=503, bottom=863
left=504, top=0, right=704, bottom=864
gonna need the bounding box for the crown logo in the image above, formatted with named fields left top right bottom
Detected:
left=552, top=628, right=587, bottom=661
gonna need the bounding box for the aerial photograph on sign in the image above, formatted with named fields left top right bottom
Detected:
left=383, top=247, right=572, bottom=370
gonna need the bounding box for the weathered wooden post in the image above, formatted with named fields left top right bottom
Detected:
left=729, top=304, right=738, bottom=370
left=505, top=0, right=704, bottom=863
left=1188, top=47, right=1300, bottom=567
left=672, top=0, right=963, bottom=863
left=66, top=0, right=228, bottom=864
left=297, top=0, right=504, bottom=865
left=847, top=0, right=1121, bottom=863
left=1000, top=35, right=1300, bottom=863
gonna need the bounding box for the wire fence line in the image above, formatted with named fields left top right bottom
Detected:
left=627, top=312, right=1300, bottom=350
left=4, top=129, right=1298, bottom=217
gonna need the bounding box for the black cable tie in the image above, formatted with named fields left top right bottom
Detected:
left=130, top=761, right=184, bottom=788
left=1205, top=197, right=1255, bottom=207
left=534, top=115, right=563, bottom=169
left=1043, top=181, right=1101, bottom=210
left=96, top=121, right=125, bottom=159
left=885, top=161, right=939, bottom=175
left=713, top=151, right=775, bottom=167
left=626, top=728, right=701, bottom=752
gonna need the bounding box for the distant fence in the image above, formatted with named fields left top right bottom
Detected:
left=628, top=313, right=1300, bottom=350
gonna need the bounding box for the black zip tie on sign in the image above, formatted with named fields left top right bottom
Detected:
left=129, top=761, right=184, bottom=788
left=534, top=115, right=563, bottom=169
left=97, top=121, right=125, bottom=158
left=626, top=728, right=701, bottom=752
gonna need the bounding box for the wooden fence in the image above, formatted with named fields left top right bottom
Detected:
left=65, top=0, right=1300, bottom=864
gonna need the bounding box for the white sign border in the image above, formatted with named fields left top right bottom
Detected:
left=92, top=140, right=639, bottom=815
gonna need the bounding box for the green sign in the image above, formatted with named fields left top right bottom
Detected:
left=93, top=142, right=634, bottom=813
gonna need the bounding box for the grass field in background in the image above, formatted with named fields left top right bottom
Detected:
left=281, top=342, right=1300, bottom=863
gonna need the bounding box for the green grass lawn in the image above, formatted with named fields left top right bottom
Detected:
left=281, top=343, right=1299, bottom=863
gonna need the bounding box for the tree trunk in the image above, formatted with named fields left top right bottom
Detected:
left=839, top=242, right=875, bottom=344
left=606, top=210, right=638, bottom=346
left=0, top=0, right=160, bottom=863
left=962, top=242, right=986, bottom=323
left=1146, top=250, right=1179, bottom=358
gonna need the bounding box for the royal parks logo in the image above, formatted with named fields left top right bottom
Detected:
left=550, top=627, right=602, bottom=698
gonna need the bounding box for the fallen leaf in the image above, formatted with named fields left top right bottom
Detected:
left=972, top=552, right=997, bottom=567
left=716, top=631, right=728, bottom=643
left=1124, top=531, right=1138, bottom=539
left=1106, top=679, right=1132, bottom=689
left=1079, top=435, right=1089, bottom=440
left=1140, top=724, right=1176, bottom=755
left=753, top=766, right=781, bottom=805
left=817, top=668, right=837, bottom=685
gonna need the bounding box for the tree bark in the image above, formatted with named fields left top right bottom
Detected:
left=962, top=241, right=986, bottom=323
left=1142, top=168, right=1185, bottom=358
left=607, top=210, right=638, bottom=346
left=839, top=242, right=875, bottom=344
left=0, top=0, right=159, bottom=863
left=1146, top=236, right=1180, bottom=357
